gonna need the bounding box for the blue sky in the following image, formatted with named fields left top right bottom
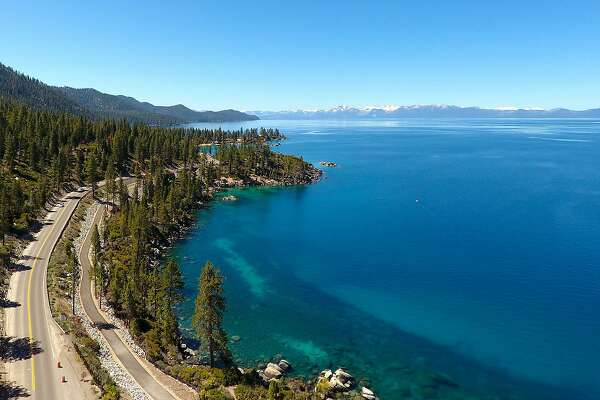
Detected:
left=2, top=0, right=599, bottom=111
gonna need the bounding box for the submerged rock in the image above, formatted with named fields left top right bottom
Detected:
left=278, top=359, right=291, bottom=372
left=430, top=372, right=458, bottom=388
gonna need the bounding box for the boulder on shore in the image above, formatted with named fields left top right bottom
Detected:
left=316, top=367, right=356, bottom=394
left=361, top=386, right=378, bottom=400
left=334, top=368, right=354, bottom=385
left=323, top=370, right=333, bottom=379
left=263, top=362, right=285, bottom=380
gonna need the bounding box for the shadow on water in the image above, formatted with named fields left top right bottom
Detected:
left=234, top=270, right=585, bottom=400
left=177, top=185, right=595, bottom=400
left=0, top=336, right=43, bottom=362
left=178, top=247, right=588, bottom=399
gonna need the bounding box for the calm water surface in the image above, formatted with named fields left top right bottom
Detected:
left=174, top=119, right=600, bottom=400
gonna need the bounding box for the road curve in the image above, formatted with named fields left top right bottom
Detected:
left=79, top=206, right=178, bottom=400
left=5, top=190, right=97, bottom=399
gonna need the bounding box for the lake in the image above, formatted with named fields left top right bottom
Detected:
left=173, top=119, right=600, bottom=400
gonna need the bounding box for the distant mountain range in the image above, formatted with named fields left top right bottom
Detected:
left=252, top=105, right=600, bottom=119
left=0, top=62, right=258, bottom=125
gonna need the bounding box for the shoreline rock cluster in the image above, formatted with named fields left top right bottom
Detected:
left=319, top=161, right=337, bottom=167
left=316, top=368, right=378, bottom=400
left=260, top=359, right=292, bottom=381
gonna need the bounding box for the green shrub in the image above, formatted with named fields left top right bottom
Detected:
left=315, top=379, right=332, bottom=395
left=200, top=368, right=227, bottom=390
left=130, top=318, right=153, bottom=337
left=144, top=328, right=161, bottom=361
left=102, top=383, right=120, bottom=400
left=239, top=368, right=262, bottom=385
left=170, top=365, right=205, bottom=388
left=199, top=388, right=228, bottom=400
left=234, top=385, right=269, bottom=400
left=268, top=380, right=281, bottom=400
left=13, top=212, right=31, bottom=231
left=221, top=367, right=242, bottom=386
left=170, top=365, right=242, bottom=390
left=79, top=333, right=101, bottom=353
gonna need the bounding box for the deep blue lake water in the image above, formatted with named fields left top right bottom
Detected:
left=174, top=119, right=600, bottom=400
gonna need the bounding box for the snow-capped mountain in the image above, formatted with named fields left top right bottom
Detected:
left=250, top=105, right=600, bottom=120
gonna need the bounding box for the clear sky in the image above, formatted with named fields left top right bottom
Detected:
left=2, top=0, right=599, bottom=111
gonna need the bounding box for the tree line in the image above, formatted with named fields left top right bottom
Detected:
left=0, top=98, right=297, bottom=244
left=0, top=96, right=314, bottom=370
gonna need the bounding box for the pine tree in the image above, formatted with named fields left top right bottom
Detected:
left=161, top=258, right=184, bottom=309
left=0, top=188, right=10, bottom=245
left=66, top=241, right=79, bottom=315
left=91, top=224, right=101, bottom=299
left=3, top=133, right=15, bottom=172
left=123, top=273, right=139, bottom=322
left=192, top=261, right=229, bottom=367
left=158, top=305, right=179, bottom=349
left=0, top=242, right=12, bottom=271
left=85, top=151, right=98, bottom=198
left=104, top=158, right=116, bottom=205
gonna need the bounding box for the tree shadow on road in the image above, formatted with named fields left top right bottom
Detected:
left=0, top=336, right=43, bottom=362
left=8, top=261, right=32, bottom=272
left=0, top=298, right=20, bottom=308
left=93, top=321, right=117, bottom=330
left=0, top=380, right=30, bottom=399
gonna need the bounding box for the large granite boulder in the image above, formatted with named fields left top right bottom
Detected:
left=334, top=368, right=355, bottom=386
left=264, top=362, right=283, bottom=379
left=316, top=367, right=356, bottom=394
left=361, top=387, right=378, bottom=400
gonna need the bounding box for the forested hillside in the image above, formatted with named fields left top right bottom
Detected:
left=0, top=63, right=87, bottom=116
left=0, top=62, right=259, bottom=125
left=0, top=92, right=320, bottom=399
left=0, top=97, right=317, bottom=334
left=60, top=87, right=259, bottom=125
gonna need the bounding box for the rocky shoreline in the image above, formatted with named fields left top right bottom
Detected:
left=162, top=165, right=382, bottom=399
left=257, top=355, right=379, bottom=400
left=67, top=161, right=340, bottom=399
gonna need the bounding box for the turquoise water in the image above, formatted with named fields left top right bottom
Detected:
left=174, top=119, right=600, bottom=399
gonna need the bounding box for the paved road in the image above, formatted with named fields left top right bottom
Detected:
left=79, top=206, right=177, bottom=400
left=5, top=190, right=96, bottom=399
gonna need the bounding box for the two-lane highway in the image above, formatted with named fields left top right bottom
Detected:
left=5, top=189, right=96, bottom=399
